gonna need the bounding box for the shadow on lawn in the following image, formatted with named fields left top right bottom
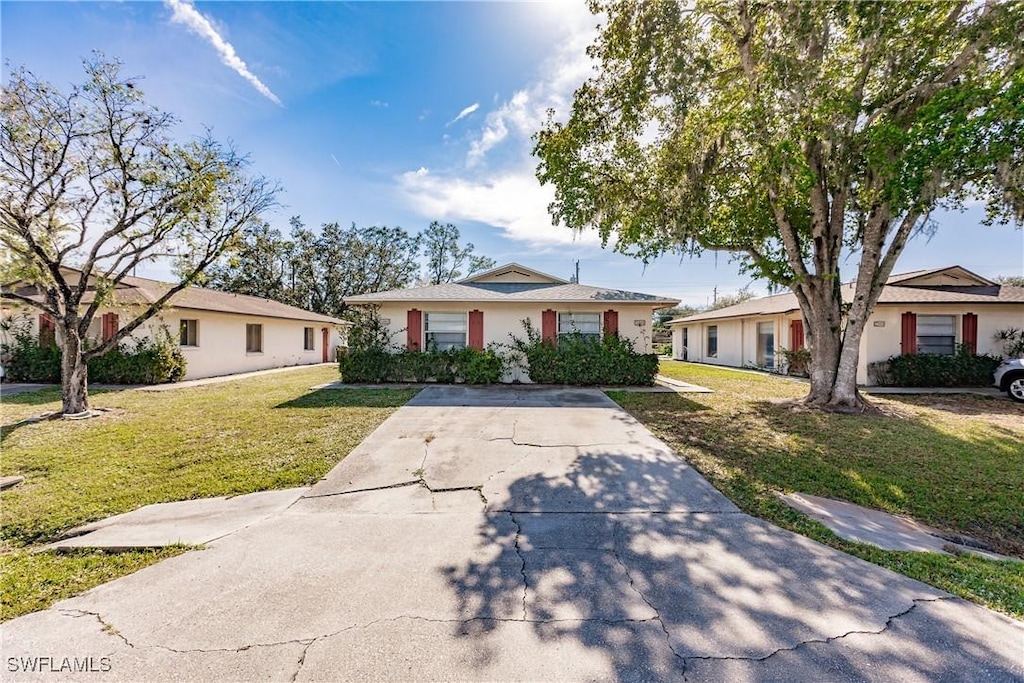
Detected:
left=274, top=387, right=416, bottom=409
left=438, top=450, right=1019, bottom=681
left=619, top=392, right=1024, bottom=558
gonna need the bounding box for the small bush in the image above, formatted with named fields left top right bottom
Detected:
left=886, top=345, right=1001, bottom=387
left=0, top=315, right=186, bottom=384
left=509, top=319, right=659, bottom=386
left=778, top=346, right=812, bottom=377
left=994, top=327, right=1024, bottom=358
left=340, top=346, right=504, bottom=384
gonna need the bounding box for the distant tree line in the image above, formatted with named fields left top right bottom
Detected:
left=201, top=219, right=495, bottom=318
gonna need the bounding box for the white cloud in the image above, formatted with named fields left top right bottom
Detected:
left=448, top=102, right=480, bottom=126
left=399, top=3, right=601, bottom=247
left=165, top=0, right=283, bottom=106
left=399, top=166, right=601, bottom=248
left=370, top=99, right=389, bottom=108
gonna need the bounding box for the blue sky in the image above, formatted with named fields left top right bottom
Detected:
left=3, top=1, right=1022, bottom=306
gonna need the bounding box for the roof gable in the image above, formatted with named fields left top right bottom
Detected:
left=886, top=265, right=995, bottom=287
left=459, top=262, right=567, bottom=285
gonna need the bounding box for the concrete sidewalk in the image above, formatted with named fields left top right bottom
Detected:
left=2, top=385, right=1021, bottom=682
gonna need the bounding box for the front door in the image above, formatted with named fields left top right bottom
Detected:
left=322, top=328, right=329, bottom=363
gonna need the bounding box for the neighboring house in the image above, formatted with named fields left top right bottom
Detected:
left=1, top=269, right=349, bottom=381
left=668, top=266, right=1024, bottom=385
left=345, top=262, right=678, bottom=381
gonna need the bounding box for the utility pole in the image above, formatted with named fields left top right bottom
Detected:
left=575, top=260, right=580, bottom=283
left=713, top=286, right=717, bottom=306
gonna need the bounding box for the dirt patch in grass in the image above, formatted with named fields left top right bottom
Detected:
left=609, top=361, right=1024, bottom=617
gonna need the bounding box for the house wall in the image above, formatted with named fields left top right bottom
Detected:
left=1, top=304, right=345, bottom=381
left=371, top=301, right=658, bottom=382
left=671, top=304, right=1023, bottom=385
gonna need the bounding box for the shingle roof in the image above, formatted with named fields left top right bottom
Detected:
left=669, top=272, right=1024, bottom=325
left=345, top=281, right=678, bottom=306
left=3, top=273, right=348, bottom=325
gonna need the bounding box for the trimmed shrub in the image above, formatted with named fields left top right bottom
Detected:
left=340, top=346, right=504, bottom=384
left=886, top=345, right=1001, bottom=387
left=509, top=320, right=659, bottom=386
left=0, top=316, right=186, bottom=384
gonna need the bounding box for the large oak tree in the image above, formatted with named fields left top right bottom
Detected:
left=535, top=0, right=1023, bottom=409
left=1, top=57, right=279, bottom=415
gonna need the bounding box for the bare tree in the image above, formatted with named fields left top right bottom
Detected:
left=1, top=56, right=279, bottom=414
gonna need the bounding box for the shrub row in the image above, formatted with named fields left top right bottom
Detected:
left=883, top=346, right=1001, bottom=387
left=1, top=319, right=186, bottom=385
left=340, top=346, right=504, bottom=384
left=510, top=330, right=659, bottom=386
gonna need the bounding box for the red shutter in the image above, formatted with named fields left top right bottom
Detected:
left=901, top=312, right=917, bottom=355
left=603, top=310, right=619, bottom=338
left=406, top=309, right=422, bottom=351
left=102, top=312, right=119, bottom=342
left=468, top=310, right=484, bottom=350
left=790, top=319, right=804, bottom=351
left=38, top=313, right=56, bottom=347
left=541, top=309, right=557, bottom=344
left=962, top=312, right=978, bottom=355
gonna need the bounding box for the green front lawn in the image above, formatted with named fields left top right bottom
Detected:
left=0, top=366, right=416, bottom=620
left=609, top=361, right=1024, bottom=617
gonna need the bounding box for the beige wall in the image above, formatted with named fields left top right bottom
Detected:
left=1, top=304, right=345, bottom=381
left=671, top=304, right=1024, bottom=384
left=371, top=301, right=658, bottom=382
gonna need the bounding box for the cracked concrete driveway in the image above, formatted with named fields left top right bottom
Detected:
left=3, top=386, right=1022, bottom=682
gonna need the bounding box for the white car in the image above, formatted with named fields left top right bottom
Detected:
left=993, top=358, right=1024, bottom=403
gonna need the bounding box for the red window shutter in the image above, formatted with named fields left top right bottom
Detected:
left=102, top=312, right=119, bottom=342
left=790, top=319, right=804, bottom=351
left=962, top=312, right=978, bottom=354
left=901, top=312, right=917, bottom=355
left=468, top=310, right=484, bottom=350
left=603, top=310, right=619, bottom=337
left=541, top=309, right=557, bottom=344
left=38, top=313, right=56, bottom=347
left=406, top=309, right=422, bottom=350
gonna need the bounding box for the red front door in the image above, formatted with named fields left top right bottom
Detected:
left=322, top=328, right=329, bottom=362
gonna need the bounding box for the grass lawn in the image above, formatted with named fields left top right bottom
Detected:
left=0, top=366, right=416, bottom=620
left=609, top=361, right=1024, bottom=618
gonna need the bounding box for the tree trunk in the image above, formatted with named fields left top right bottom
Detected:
left=58, top=321, right=90, bottom=415
left=800, top=279, right=869, bottom=411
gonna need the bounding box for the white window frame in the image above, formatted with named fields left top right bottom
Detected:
left=757, top=321, right=775, bottom=368
left=917, top=315, right=956, bottom=355
left=557, top=312, right=601, bottom=341
left=246, top=323, right=263, bottom=354
left=707, top=325, right=718, bottom=358
left=303, top=326, right=315, bottom=351
left=424, top=312, right=467, bottom=351
left=180, top=319, right=199, bottom=347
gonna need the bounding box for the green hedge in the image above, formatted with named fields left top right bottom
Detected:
left=1, top=318, right=186, bottom=384
left=340, top=346, right=504, bottom=384
left=509, top=321, right=659, bottom=386
left=886, top=346, right=1001, bottom=387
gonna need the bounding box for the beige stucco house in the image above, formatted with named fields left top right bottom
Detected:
left=668, top=266, right=1024, bottom=385
left=345, top=262, right=678, bottom=381
left=2, top=270, right=349, bottom=381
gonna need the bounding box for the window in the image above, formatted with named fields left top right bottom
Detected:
left=246, top=323, right=263, bottom=353
left=707, top=325, right=718, bottom=357
left=303, top=326, right=315, bottom=351
left=917, top=315, right=955, bottom=355
left=681, top=327, right=689, bottom=361
left=424, top=312, right=466, bottom=351
left=180, top=319, right=199, bottom=347
left=558, top=312, right=601, bottom=341
left=757, top=321, right=775, bottom=368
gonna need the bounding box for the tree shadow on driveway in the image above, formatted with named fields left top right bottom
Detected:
left=440, top=450, right=1023, bottom=681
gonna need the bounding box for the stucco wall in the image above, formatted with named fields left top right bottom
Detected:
left=672, top=303, right=1024, bottom=385
left=371, top=301, right=658, bottom=382
left=1, top=304, right=345, bottom=381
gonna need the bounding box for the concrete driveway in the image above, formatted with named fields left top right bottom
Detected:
left=3, top=386, right=1021, bottom=681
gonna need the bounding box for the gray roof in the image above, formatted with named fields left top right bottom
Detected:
left=4, top=272, right=348, bottom=326
left=345, top=281, right=678, bottom=306
left=669, top=269, right=1024, bottom=325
